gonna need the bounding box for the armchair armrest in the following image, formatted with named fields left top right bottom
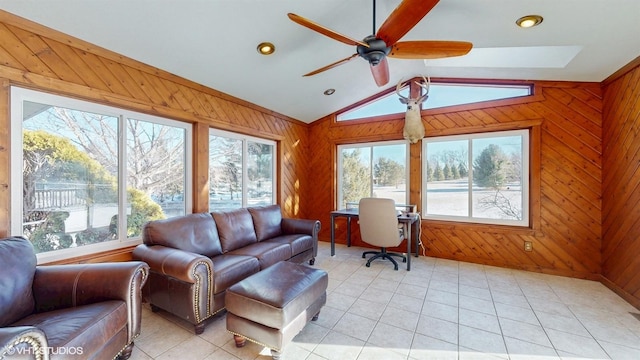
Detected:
left=281, top=218, right=321, bottom=237
left=33, top=261, right=149, bottom=344
left=132, top=244, right=213, bottom=284
left=0, top=326, right=48, bottom=360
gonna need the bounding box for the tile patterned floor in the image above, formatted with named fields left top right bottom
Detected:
left=130, top=242, right=640, bottom=360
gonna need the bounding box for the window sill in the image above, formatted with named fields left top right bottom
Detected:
left=36, top=238, right=142, bottom=265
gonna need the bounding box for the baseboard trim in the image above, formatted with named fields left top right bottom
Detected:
left=599, top=275, right=640, bottom=311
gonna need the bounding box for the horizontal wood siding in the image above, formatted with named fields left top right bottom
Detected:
left=310, top=82, right=603, bottom=279
left=0, top=12, right=309, bottom=253
left=602, top=62, right=640, bottom=308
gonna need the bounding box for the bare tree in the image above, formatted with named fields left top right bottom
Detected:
left=37, top=107, right=185, bottom=199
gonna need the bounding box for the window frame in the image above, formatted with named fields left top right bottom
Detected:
left=337, top=140, right=410, bottom=209
left=10, top=86, right=193, bottom=263
left=422, top=129, right=530, bottom=227
left=208, top=128, right=277, bottom=210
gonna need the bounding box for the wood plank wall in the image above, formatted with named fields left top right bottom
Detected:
left=601, top=59, right=640, bottom=309
left=309, top=81, right=604, bottom=280
left=0, top=11, right=310, bottom=259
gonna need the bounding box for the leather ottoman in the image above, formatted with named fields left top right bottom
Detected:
left=226, top=260, right=328, bottom=359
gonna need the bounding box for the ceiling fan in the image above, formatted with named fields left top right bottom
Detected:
left=287, top=0, right=472, bottom=87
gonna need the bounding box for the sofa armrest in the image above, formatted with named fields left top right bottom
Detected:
left=281, top=218, right=321, bottom=238
left=282, top=218, right=321, bottom=259
left=132, top=244, right=213, bottom=284
left=32, top=261, right=149, bottom=345
left=0, top=326, right=49, bottom=360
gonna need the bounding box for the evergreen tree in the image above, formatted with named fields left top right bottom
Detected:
left=458, top=163, right=468, bottom=178
left=451, top=163, right=460, bottom=179
left=443, top=163, right=452, bottom=180
left=374, top=157, right=404, bottom=187
left=473, top=144, right=507, bottom=189
left=426, top=163, right=434, bottom=182
left=342, top=149, right=371, bottom=206
left=434, top=163, right=444, bottom=181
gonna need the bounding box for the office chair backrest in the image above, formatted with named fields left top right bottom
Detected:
left=358, top=197, right=404, bottom=248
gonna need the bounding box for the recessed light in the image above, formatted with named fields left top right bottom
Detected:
left=323, top=88, right=335, bottom=96
left=516, top=15, right=543, bottom=28
left=257, top=42, right=275, bottom=55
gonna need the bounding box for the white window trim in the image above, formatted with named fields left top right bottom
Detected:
left=209, top=128, right=277, bottom=209
left=337, top=140, right=410, bottom=208
left=10, top=87, right=192, bottom=263
left=422, top=129, right=530, bottom=227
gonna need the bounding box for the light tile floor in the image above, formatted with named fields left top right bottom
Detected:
left=130, top=242, right=640, bottom=360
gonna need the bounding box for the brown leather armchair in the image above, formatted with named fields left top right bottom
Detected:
left=0, top=236, right=149, bottom=360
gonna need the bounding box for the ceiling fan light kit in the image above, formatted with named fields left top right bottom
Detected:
left=287, top=0, right=472, bottom=87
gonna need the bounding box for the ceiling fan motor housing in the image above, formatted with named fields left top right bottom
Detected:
left=357, top=35, right=391, bottom=66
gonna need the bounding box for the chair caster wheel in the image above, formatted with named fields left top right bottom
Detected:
left=366, top=263, right=371, bottom=267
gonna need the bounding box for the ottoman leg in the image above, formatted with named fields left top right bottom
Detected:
left=271, top=349, right=282, bottom=360
left=233, top=334, right=246, bottom=348
left=312, top=310, right=320, bottom=321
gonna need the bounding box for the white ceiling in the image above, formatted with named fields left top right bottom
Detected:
left=1, top=0, right=639, bottom=123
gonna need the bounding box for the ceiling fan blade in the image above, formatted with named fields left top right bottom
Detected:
left=288, top=13, right=369, bottom=48
left=303, top=53, right=359, bottom=77
left=389, top=41, right=473, bottom=59
left=370, top=57, right=390, bottom=87
left=376, top=0, right=440, bottom=47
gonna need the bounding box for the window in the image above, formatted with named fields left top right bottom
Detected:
left=337, top=141, right=409, bottom=208
left=209, top=129, right=276, bottom=211
left=338, top=82, right=531, bottom=121
left=11, top=87, right=192, bottom=261
left=422, top=130, right=529, bottom=226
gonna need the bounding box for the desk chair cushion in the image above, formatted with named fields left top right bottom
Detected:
left=358, top=198, right=404, bottom=248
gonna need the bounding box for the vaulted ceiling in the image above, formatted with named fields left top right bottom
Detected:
left=1, top=0, right=639, bottom=123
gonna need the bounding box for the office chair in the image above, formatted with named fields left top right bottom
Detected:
left=358, top=197, right=407, bottom=270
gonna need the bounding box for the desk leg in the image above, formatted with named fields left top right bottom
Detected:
left=346, top=217, right=352, bottom=247
left=407, top=223, right=411, bottom=271
left=330, top=215, right=336, bottom=256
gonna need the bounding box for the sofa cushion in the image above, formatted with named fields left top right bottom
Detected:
left=12, top=300, right=126, bottom=351
left=143, top=213, right=222, bottom=258
left=212, top=208, right=258, bottom=253
left=264, top=234, right=314, bottom=258
left=211, top=255, right=260, bottom=295
left=229, top=242, right=292, bottom=270
left=248, top=205, right=283, bottom=241
left=0, top=237, right=36, bottom=327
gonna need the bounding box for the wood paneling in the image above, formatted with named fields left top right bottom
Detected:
left=602, top=62, right=640, bottom=309
left=0, top=11, right=309, bottom=248
left=309, top=81, right=604, bottom=279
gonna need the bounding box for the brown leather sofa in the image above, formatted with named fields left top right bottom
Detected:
left=132, top=204, right=320, bottom=334
left=0, top=236, right=149, bottom=360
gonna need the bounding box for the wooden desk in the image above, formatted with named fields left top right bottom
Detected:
left=330, top=208, right=420, bottom=270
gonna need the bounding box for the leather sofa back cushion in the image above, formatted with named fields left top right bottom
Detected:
left=0, top=237, right=36, bottom=326
left=248, top=205, right=283, bottom=241
left=212, top=208, right=258, bottom=253
left=143, top=213, right=223, bottom=258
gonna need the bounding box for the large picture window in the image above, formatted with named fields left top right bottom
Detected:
left=209, top=129, right=276, bottom=211
left=337, top=141, right=409, bottom=208
left=11, top=87, right=192, bottom=261
left=422, top=130, right=529, bottom=226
